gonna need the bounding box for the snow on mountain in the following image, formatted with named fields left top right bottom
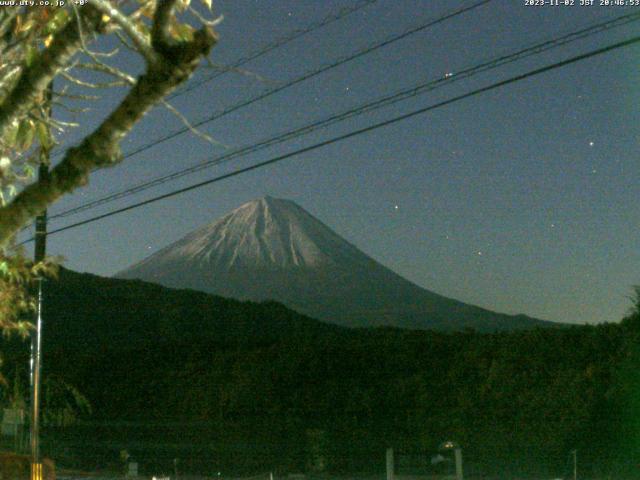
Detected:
left=116, top=196, right=557, bottom=331
left=129, top=196, right=372, bottom=271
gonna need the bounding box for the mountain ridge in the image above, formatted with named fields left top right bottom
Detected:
left=117, top=196, right=558, bottom=332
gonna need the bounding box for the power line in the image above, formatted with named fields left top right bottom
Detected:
left=48, top=0, right=378, bottom=161
left=49, top=10, right=640, bottom=221
left=167, top=0, right=378, bottom=100
left=22, top=34, right=640, bottom=243
left=85, top=0, right=493, bottom=161
left=41, top=0, right=494, bottom=224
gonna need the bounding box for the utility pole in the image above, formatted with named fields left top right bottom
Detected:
left=30, top=82, right=52, bottom=480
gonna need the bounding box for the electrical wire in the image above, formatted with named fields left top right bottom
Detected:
left=49, top=10, right=640, bottom=221
left=20, top=34, right=640, bottom=244
left=56, top=0, right=493, bottom=164
left=167, top=0, right=379, bottom=100
left=48, top=0, right=379, bottom=160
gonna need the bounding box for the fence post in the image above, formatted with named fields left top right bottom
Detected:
left=386, top=448, right=394, bottom=480
left=454, top=448, right=463, bottom=480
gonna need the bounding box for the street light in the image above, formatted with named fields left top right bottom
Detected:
left=439, top=441, right=463, bottom=480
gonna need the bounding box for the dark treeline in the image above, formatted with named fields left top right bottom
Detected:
left=3, top=270, right=640, bottom=479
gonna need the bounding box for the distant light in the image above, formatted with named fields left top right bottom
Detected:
left=394, top=205, right=399, bottom=210
left=444, top=72, right=454, bottom=78
left=589, top=141, right=594, bottom=147
left=438, top=440, right=459, bottom=451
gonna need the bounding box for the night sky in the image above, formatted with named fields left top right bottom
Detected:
left=31, top=0, right=640, bottom=325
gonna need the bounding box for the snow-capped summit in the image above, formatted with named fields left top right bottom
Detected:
left=116, top=197, right=555, bottom=331
left=136, top=196, right=373, bottom=271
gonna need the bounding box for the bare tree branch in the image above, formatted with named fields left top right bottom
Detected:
left=115, top=30, right=137, bottom=54
left=0, top=6, right=217, bottom=246
left=60, top=71, right=129, bottom=89
left=0, top=9, right=20, bottom=39
left=152, top=0, right=179, bottom=52
left=88, top=0, right=158, bottom=63
left=160, top=99, right=227, bottom=148
left=187, top=7, right=223, bottom=28
left=203, top=61, right=276, bottom=85
left=76, top=62, right=136, bottom=84
left=82, top=46, right=120, bottom=58
left=51, top=101, right=92, bottom=114
left=0, top=8, right=23, bottom=55
left=54, top=91, right=100, bottom=101
left=0, top=7, right=105, bottom=143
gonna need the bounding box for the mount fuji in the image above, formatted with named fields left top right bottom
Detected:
left=116, top=196, right=556, bottom=331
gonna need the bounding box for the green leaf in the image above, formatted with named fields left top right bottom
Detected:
left=16, top=119, right=35, bottom=151
left=0, top=156, right=11, bottom=171
left=174, top=23, right=194, bottom=42
left=176, top=0, right=191, bottom=11
left=23, top=164, right=35, bottom=179
left=36, top=122, right=53, bottom=150
left=43, top=9, right=70, bottom=35
left=25, top=45, right=38, bottom=68
left=4, top=119, right=19, bottom=147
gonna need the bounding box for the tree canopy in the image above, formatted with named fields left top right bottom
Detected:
left=0, top=0, right=218, bottom=332
left=9, top=269, right=636, bottom=478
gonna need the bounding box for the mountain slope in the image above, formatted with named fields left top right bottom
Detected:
left=45, top=267, right=341, bottom=351
left=28, top=267, right=344, bottom=425
left=117, top=196, right=556, bottom=331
